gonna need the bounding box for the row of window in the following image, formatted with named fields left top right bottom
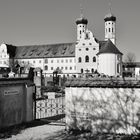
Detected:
left=0, top=55, right=7, bottom=58
left=78, top=56, right=96, bottom=63
left=106, top=27, right=114, bottom=33
left=82, top=43, right=93, bottom=46
left=44, top=65, right=76, bottom=71
left=106, top=22, right=114, bottom=25
left=80, top=68, right=95, bottom=73
left=0, top=61, right=7, bottom=64
left=79, top=47, right=96, bottom=51
left=45, top=59, right=74, bottom=64
left=21, top=58, right=75, bottom=65
left=22, top=60, right=42, bottom=64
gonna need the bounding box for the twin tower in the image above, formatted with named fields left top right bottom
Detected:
left=76, top=12, right=116, bottom=45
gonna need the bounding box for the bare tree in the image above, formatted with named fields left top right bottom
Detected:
left=125, top=52, right=136, bottom=63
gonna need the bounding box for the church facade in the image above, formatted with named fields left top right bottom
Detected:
left=0, top=11, right=123, bottom=77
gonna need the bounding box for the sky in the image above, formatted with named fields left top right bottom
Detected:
left=0, top=0, right=140, bottom=61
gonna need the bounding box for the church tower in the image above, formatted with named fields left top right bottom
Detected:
left=104, top=3, right=116, bottom=45
left=76, top=4, right=88, bottom=41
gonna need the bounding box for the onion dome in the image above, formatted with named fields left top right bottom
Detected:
left=104, top=13, right=116, bottom=22
left=76, top=17, right=88, bottom=25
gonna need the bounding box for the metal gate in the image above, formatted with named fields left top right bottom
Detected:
left=34, top=89, right=65, bottom=123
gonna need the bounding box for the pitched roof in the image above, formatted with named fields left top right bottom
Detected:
left=99, top=40, right=107, bottom=50
left=97, top=39, right=123, bottom=55
left=14, top=42, right=75, bottom=59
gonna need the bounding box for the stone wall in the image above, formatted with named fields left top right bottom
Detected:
left=65, top=78, right=140, bottom=134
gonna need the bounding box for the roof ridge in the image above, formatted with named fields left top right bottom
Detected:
left=17, top=42, right=76, bottom=47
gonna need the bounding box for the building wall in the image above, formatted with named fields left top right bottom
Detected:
left=98, top=53, right=121, bottom=76
left=16, top=58, right=44, bottom=72
left=76, top=30, right=99, bottom=73
left=43, top=57, right=76, bottom=74
left=77, top=24, right=87, bottom=41
left=105, top=21, right=116, bottom=45
left=0, top=43, right=9, bottom=67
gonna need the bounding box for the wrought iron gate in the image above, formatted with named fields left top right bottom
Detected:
left=34, top=91, right=65, bottom=123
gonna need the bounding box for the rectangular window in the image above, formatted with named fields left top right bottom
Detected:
left=39, top=60, right=41, bottom=63
left=70, top=67, right=72, bottom=70
left=61, top=60, right=63, bottom=63
left=51, top=67, right=53, bottom=70
left=45, top=59, right=48, bottom=63
left=33, top=60, right=35, bottom=63
left=57, top=60, right=59, bottom=63
left=66, top=59, right=68, bottom=63
left=117, top=64, right=120, bottom=73
left=51, top=60, right=53, bottom=63
left=70, top=59, right=72, bottom=63
left=65, top=67, right=67, bottom=70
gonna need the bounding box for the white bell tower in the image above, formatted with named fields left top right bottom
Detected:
left=104, top=2, right=116, bottom=45
left=76, top=3, right=88, bottom=41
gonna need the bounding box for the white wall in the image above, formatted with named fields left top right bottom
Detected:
left=98, top=53, right=121, bottom=76
left=76, top=30, right=99, bottom=73
left=105, top=21, right=116, bottom=45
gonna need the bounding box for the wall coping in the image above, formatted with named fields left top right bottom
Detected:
left=65, top=78, right=140, bottom=88
left=0, top=78, right=34, bottom=87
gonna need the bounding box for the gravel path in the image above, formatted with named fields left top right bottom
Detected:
left=5, top=123, right=65, bottom=140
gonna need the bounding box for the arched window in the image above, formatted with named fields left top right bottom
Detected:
left=93, top=57, right=96, bottom=62
left=81, top=69, right=83, bottom=73
left=109, top=28, right=111, bottom=32
left=45, top=65, right=48, bottom=70
left=117, top=64, right=120, bottom=73
left=78, top=57, right=82, bottom=63
left=112, top=28, right=114, bottom=33
left=85, top=55, right=89, bottom=62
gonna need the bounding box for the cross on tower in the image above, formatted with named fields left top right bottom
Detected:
left=80, top=0, right=85, bottom=18
left=108, top=0, right=112, bottom=13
